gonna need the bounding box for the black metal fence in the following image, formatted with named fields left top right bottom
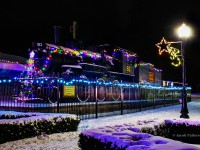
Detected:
left=0, top=78, right=191, bottom=120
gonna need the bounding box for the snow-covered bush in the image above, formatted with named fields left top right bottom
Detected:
left=0, top=112, right=80, bottom=144
left=79, top=119, right=200, bottom=149
left=140, top=119, right=200, bottom=144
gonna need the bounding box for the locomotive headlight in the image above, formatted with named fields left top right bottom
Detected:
left=29, top=51, right=35, bottom=59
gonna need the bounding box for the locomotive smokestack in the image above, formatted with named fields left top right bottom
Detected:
left=53, top=26, right=61, bottom=45
left=70, top=21, right=78, bottom=40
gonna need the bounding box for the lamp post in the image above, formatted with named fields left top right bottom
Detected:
left=177, top=23, right=191, bottom=118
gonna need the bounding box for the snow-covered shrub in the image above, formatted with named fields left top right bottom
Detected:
left=79, top=123, right=200, bottom=150
left=79, top=134, right=122, bottom=150
left=0, top=112, right=80, bottom=144
left=0, top=114, right=37, bottom=119
left=141, top=119, right=200, bottom=144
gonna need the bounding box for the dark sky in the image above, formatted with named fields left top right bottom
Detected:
left=1, top=0, right=200, bottom=92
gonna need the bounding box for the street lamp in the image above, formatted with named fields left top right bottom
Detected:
left=177, top=23, right=191, bottom=118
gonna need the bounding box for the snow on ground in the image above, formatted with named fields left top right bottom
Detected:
left=79, top=101, right=200, bottom=131
left=0, top=101, right=200, bottom=150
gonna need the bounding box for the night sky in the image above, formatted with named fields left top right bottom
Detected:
left=1, top=0, right=200, bottom=92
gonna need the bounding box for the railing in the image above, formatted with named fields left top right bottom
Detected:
left=0, top=77, right=191, bottom=120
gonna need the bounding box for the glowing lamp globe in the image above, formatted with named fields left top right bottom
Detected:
left=177, top=23, right=191, bottom=38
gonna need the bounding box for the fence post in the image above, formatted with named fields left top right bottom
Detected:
left=172, top=90, right=174, bottom=105
left=56, top=75, right=60, bottom=113
left=120, top=80, right=123, bottom=115
left=153, top=88, right=155, bottom=109
left=139, top=84, right=142, bottom=111
left=95, top=78, right=98, bottom=119
left=164, top=87, right=166, bottom=107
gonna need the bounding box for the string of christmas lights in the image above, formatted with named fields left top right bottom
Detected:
left=27, top=44, right=138, bottom=75
left=0, top=59, right=20, bottom=64
left=14, top=77, right=191, bottom=90
left=0, top=59, right=27, bottom=69
left=139, top=61, right=162, bottom=72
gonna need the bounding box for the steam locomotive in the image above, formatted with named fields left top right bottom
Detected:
left=17, top=42, right=161, bottom=103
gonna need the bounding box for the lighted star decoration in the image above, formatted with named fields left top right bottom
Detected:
left=156, top=37, right=171, bottom=55
left=156, top=37, right=181, bottom=67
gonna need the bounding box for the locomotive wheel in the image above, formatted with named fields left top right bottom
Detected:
left=111, top=80, right=120, bottom=101
left=97, top=78, right=106, bottom=101
left=37, top=86, right=59, bottom=103
left=48, top=86, right=60, bottom=103
left=77, top=75, right=90, bottom=102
